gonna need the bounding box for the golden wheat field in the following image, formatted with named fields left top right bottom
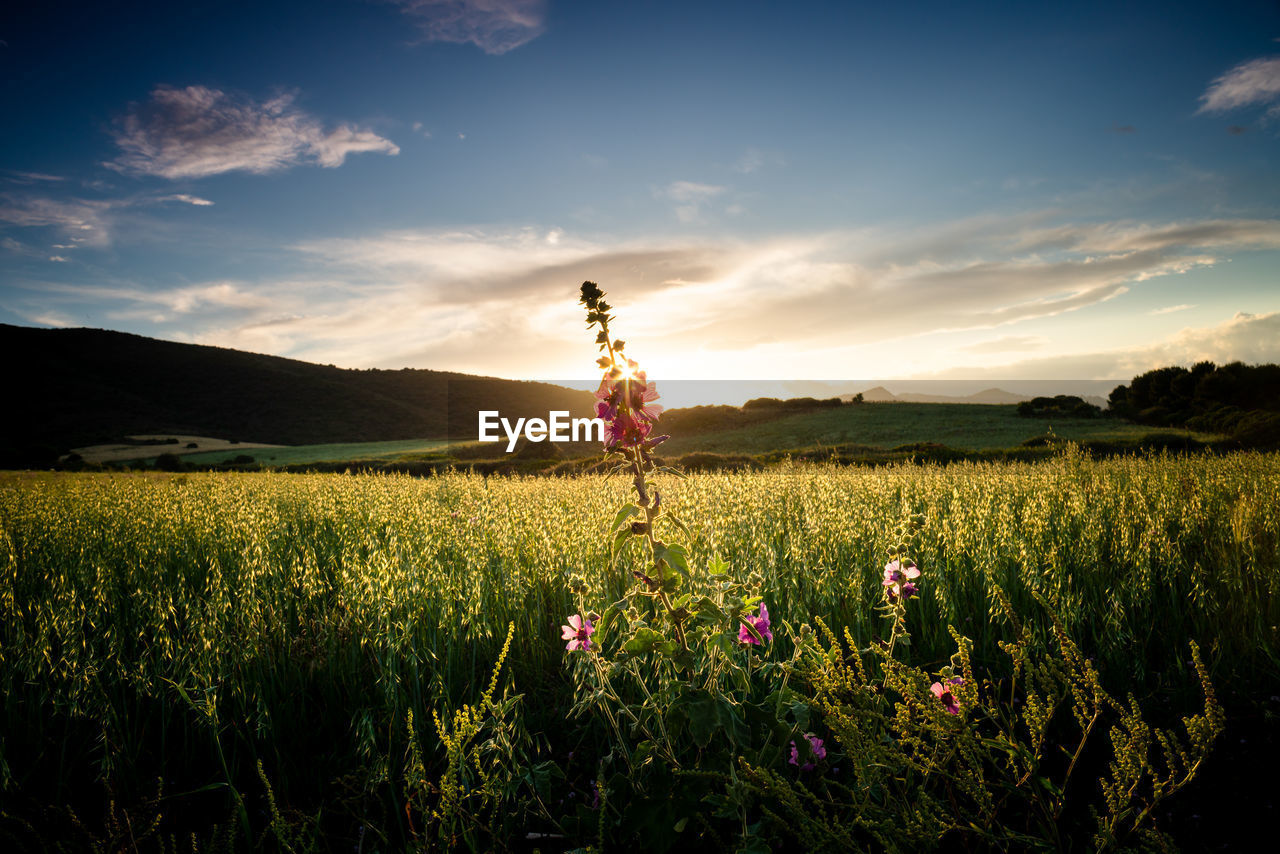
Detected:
left=1, top=451, right=1278, bottom=849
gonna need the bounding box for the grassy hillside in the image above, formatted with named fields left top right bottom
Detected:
left=70, top=402, right=1222, bottom=472
left=2, top=324, right=593, bottom=458
left=180, top=438, right=455, bottom=467
left=658, top=401, right=1219, bottom=455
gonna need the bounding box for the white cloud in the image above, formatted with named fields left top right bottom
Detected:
left=958, top=335, right=1048, bottom=355
left=48, top=255, right=69, bottom=262
left=2, top=236, right=35, bottom=256
left=1199, top=56, right=1280, bottom=113
left=0, top=196, right=114, bottom=246
left=662, top=181, right=726, bottom=204
left=1149, top=303, right=1195, bottom=315
left=16, top=215, right=1280, bottom=381
left=731, top=147, right=784, bottom=174
left=391, top=0, right=547, bottom=55
left=1138, top=311, right=1280, bottom=368
left=734, top=148, right=765, bottom=174
left=163, top=193, right=214, bottom=206
left=108, top=86, right=399, bottom=179
left=927, top=312, right=1280, bottom=381
left=658, top=181, right=727, bottom=223
left=28, top=312, right=74, bottom=328
left=0, top=190, right=220, bottom=246
left=33, top=280, right=277, bottom=325
left=4, top=171, right=65, bottom=184
left=281, top=215, right=1277, bottom=374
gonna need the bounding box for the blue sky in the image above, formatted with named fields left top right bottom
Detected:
left=2, top=0, right=1279, bottom=387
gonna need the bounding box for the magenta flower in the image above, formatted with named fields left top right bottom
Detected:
left=561, top=614, right=595, bottom=652
left=788, top=734, right=827, bottom=772
left=882, top=558, right=921, bottom=602
left=738, top=602, right=772, bottom=645
left=594, top=361, right=664, bottom=449
left=930, top=677, right=964, bottom=715
left=595, top=360, right=663, bottom=420
left=605, top=409, right=654, bottom=449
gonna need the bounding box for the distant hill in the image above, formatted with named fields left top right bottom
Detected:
left=838, top=386, right=1095, bottom=405
left=2, top=324, right=593, bottom=459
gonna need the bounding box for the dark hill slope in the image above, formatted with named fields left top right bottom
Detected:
left=2, top=324, right=592, bottom=451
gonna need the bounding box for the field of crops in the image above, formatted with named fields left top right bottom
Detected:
left=659, top=402, right=1219, bottom=455
left=2, top=451, right=1278, bottom=850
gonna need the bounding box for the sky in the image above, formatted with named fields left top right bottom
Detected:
left=2, top=0, right=1279, bottom=392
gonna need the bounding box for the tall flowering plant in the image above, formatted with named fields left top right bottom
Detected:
left=557, top=282, right=794, bottom=847
left=571, top=281, right=768, bottom=660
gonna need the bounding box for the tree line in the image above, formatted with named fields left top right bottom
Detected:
left=1108, top=361, right=1280, bottom=447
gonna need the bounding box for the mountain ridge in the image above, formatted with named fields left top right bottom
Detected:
left=2, top=323, right=594, bottom=454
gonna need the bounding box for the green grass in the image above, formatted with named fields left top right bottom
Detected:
left=660, top=402, right=1219, bottom=455
left=111, top=405, right=1219, bottom=471
left=179, top=437, right=456, bottom=466
left=1, top=453, right=1276, bottom=847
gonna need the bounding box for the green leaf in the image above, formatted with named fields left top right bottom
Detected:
left=610, top=527, right=632, bottom=562
left=623, top=627, right=666, bottom=655
left=739, top=618, right=763, bottom=645
left=694, top=596, right=726, bottom=623
left=673, top=817, right=689, bottom=833
left=610, top=503, right=640, bottom=533
left=665, top=511, right=693, bottom=539
left=669, top=649, right=695, bottom=670
left=661, top=543, right=691, bottom=578
left=595, top=599, right=627, bottom=640
left=525, top=761, right=565, bottom=796
left=790, top=699, right=811, bottom=731
left=707, top=556, right=730, bottom=576
left=708, top=631, right=734, bottom=655
left=716, top=696, right=749, bottom=748
left=633, top=740, right=655, bottom=767
left=736, top=837, right=772, bottom=854
left=682, top=692, right=719, bottom=747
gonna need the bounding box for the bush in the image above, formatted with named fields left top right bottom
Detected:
left=153, top=452, right=186, bottom=472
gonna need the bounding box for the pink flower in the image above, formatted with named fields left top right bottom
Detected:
left=594, top=362, right=664, bottom=449
left=788, top=734, right=827, bottom=772
left=738, top=602, right=772, bottom=646
left=561, top=614, right=595, bottom=652
left=930, top=677, right=964, bottom=714
left=605, top=410, right=653, bottom=449
left=882, top=558, right=921, bottom=602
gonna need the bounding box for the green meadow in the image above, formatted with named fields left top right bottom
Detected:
left=658, top=402, right=1219, bottom=455
left=178, top=438, right=456, bottom=467
left=98, top=403, right=1220, bottom=472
